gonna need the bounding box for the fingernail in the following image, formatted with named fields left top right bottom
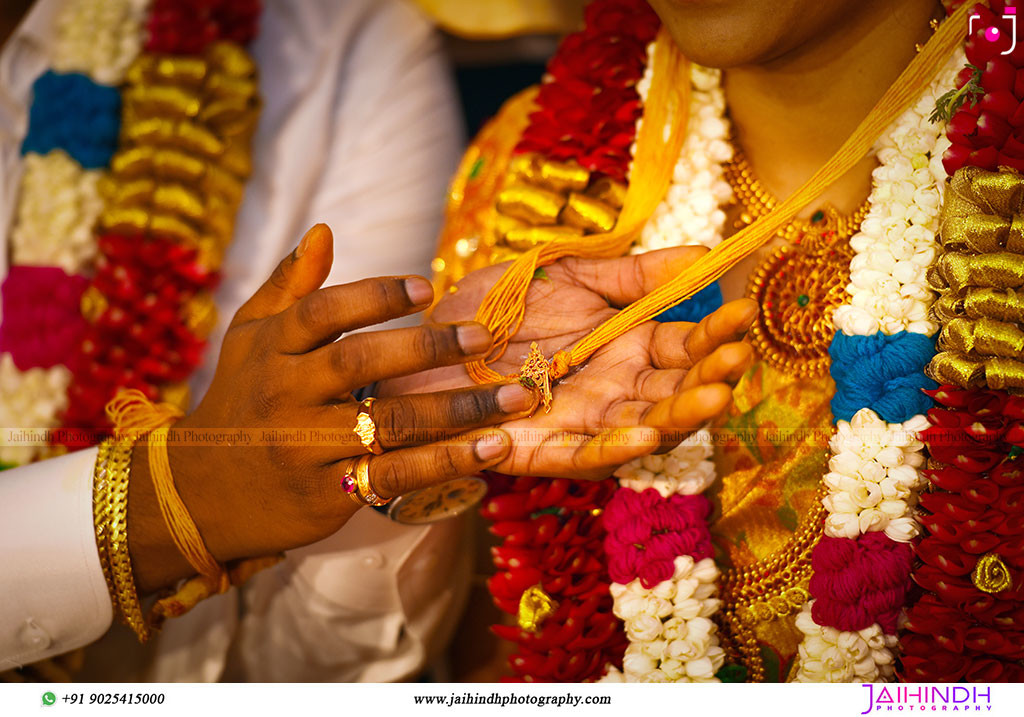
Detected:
left=497, top=383, right=534, bottom=413
left=474, top=432, right=509, bottom=461
left=456, top=322, right=492, bottom=355
left=294, top=225, right=317, bottom=258
left=404, top=277, right=434, bottom=306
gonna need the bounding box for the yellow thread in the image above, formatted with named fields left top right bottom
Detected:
left=106, top=389, right=228, bottom=591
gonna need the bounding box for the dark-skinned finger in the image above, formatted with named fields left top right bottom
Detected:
left=317, top=382, right=535, bottom=455
left=680, top=342, right=754, bottom=390
left=642, top=383, right=733, bottom=432
left=676, top=299, right=758, bottom=368
left=364, top=429, right=511, bottom=499
left=307, top=322, right=494, bottom=391
left=232, top=224, right=334, bottom=327
left=556, top=246, right=709, bottom=308
left=273, top=275, right=436, bottom=354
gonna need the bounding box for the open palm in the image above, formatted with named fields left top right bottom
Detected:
left=386, top=247, right=756, bottom=479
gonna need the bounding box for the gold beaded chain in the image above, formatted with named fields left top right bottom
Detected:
left=724, top=145, right=870, bottom=378
left=714, top=481, right=829, bottom=682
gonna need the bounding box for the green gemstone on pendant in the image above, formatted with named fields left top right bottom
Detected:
left=469, top=157, right=485, bottom=180
left=797, top=294, right=810, bottom=307
left=811, top=210, right=825, bottom=223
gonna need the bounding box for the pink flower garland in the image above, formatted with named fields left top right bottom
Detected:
left=0, top=266, right=88, bottom=371
left=603, top=487, right=714, bottom=589
left=808, top=533, right=914, bottom=634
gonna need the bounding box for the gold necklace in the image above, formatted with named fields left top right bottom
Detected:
left=724, top=145, right=870, bottom=378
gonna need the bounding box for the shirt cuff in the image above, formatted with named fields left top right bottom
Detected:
left=0, top=448, right=113, bottom=668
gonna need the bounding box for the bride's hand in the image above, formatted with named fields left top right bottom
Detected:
left=384, top=247, right=757, bottom=479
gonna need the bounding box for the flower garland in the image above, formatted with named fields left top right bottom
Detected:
left=899, top=0, right=1024, bottom=682
left=594, top=50, right=732, bottom=681
left=791, top=48, right=964, bottom=683
left=464, top=0, right=1008, bottom=683
left=0, top=0, right=261, bottom=460
left=476, top=0, right=659, bottom=683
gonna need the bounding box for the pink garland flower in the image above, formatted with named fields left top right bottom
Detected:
left=808, top=532, right=914, bottom=634
left=604, top=487, right=713, bottom=588
left=0, top=266, right=88, bottom=371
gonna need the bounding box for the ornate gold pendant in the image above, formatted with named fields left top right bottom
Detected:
left=746, top=220, right=854, bottom=378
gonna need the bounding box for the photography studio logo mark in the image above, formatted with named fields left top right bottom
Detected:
left=859, top=685, right=994, bottom=713
left=971, top=5, right=1018, bottom=55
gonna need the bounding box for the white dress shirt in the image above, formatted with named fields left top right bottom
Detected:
left=0, top=0, right=470, bottom=682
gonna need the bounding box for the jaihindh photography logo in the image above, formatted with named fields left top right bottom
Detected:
left=860, top=685, right=993, bottom=713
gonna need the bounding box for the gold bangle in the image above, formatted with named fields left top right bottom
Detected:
left=92, top=441, right=116, bottom=600
left=99, top=438, right=151, bottom=642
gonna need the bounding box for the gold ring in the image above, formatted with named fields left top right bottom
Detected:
left=340, top=455, right=389, bottom=507
left=340, top=459, right=362, bottom=505
left=355, top=454, right=390, bottom=507
left=354, top=397, right=383, bottom=454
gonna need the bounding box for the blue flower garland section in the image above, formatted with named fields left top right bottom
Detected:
left=21, top=71, right=121, bottom=169
left=655, top=281, right=723, bottom=323
left=829, top=331, right=937, bottom=424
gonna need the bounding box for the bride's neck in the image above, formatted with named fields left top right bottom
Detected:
left=723, top=0, right=942, bottom=214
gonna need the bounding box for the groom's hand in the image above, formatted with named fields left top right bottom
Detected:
left=128, top=225, right=537, bottom=593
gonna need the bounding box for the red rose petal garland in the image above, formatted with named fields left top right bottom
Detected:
left=513, top=0, right=659, bottom=182
left=482, top=475, right=626, bottom=682
left=901, top=2, right=1024, bottom=680
left=900, top=389, right=1024, bottom=682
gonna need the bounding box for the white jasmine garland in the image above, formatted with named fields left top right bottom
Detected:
left=822, top=408, right=929, bottom=543
left=0, top=354, right=71, bottom=467
left=52, top=0, right=150, bottom=86
left=791, top=51, right=963, bottom=682
left=12, top=151, right=104, bottom=275
left=791, top=602, right=897, bottom=683
left=606, top=40, right=961, bottom=684
left=833, top=51, right=963, bottom=339
left=600, top=556, right=725, bottom=683
left=632, top=53, right=732, bottom=253
left=613, top=428, right=715, bottom=497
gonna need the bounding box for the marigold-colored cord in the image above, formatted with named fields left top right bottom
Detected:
left=107, top=389, right=228, bottom=591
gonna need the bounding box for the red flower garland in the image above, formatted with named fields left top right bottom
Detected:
left=59, top=234, right=215, bottom=440
left=482, top=475, right=625, bottom=682
left=943, top=0, right=1024, bottom=175
left=146, top=0, right=261, bottom=55
left=513, top=0, right=659, bottom=182
left=900, top=386, right=1024, bottom=682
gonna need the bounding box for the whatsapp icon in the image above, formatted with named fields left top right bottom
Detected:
left=41, top=692, right=56, bottom=706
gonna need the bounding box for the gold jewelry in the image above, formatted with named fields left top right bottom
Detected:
left=340, top=455, right=390, bottom=507
left=340, top=459, right=362, bottom=506
left=355, top=454, right=390, bottom=507
left=93, top=438, right=150, bottom=642
left=725, top=143, right=869, bottom=378
left=353, top=397, right=383, bottom=454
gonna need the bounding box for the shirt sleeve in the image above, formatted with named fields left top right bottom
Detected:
left=0, top=447, right=113, bottom=669
left=308, top=0, right=465, bottom=291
